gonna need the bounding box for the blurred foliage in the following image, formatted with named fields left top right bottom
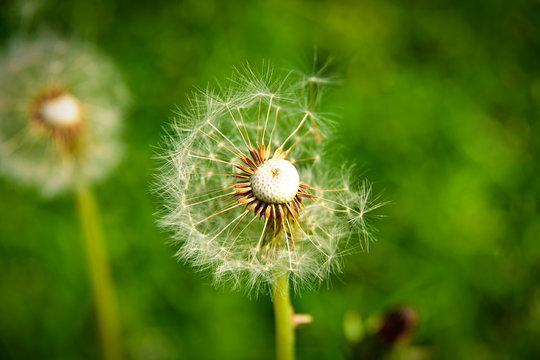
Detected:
left=0, top=0, right=539, bottom=359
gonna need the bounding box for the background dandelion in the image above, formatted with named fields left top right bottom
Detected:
left=0, top=33, right=129, bottom=196
left=0, top=32, right=129, bottom=360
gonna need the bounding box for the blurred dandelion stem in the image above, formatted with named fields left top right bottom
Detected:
left=273, top=274, right=295, bottom=360
left=76, top=185, right=122, bottom=360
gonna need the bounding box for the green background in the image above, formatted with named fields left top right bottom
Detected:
left=0, top=0, right=539, bottom=359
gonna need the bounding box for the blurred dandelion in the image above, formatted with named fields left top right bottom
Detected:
left=0, top=33, right=129, bottom=360
left=157, top=64, right=382, bottom=360
left=0, top=32, right=128, bottom=196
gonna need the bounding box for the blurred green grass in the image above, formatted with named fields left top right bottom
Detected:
left=0, top=0, right=539, bottom=359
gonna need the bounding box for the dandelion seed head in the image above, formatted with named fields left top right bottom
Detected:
left=251, top=159, right=299, bottom=204
left=0, top=32, right=129, bottom=196
left=38, top=93, right=82, bottom=128
left=156, top=64, right=380, bottom=293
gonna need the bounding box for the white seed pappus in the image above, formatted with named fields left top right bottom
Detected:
left=156, top=64, right=382, bottom=293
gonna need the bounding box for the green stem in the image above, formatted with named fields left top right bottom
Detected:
left=75, top=185, right=122, bottom=360
left=273, top=274, right=295, bottom=360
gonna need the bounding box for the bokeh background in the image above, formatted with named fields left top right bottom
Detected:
left=1, top=0, right=539, bottom=359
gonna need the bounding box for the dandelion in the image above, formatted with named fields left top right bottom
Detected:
left=0, top=33, right=129, bottom=360
left=0, top=32, right=129, bottom=196
left=157, top=64, right=382, bottom=360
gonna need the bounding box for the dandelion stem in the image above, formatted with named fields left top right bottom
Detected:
left=273, top=274, right=295, bottom=360
left=75, top=185, right=122, bottom=360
